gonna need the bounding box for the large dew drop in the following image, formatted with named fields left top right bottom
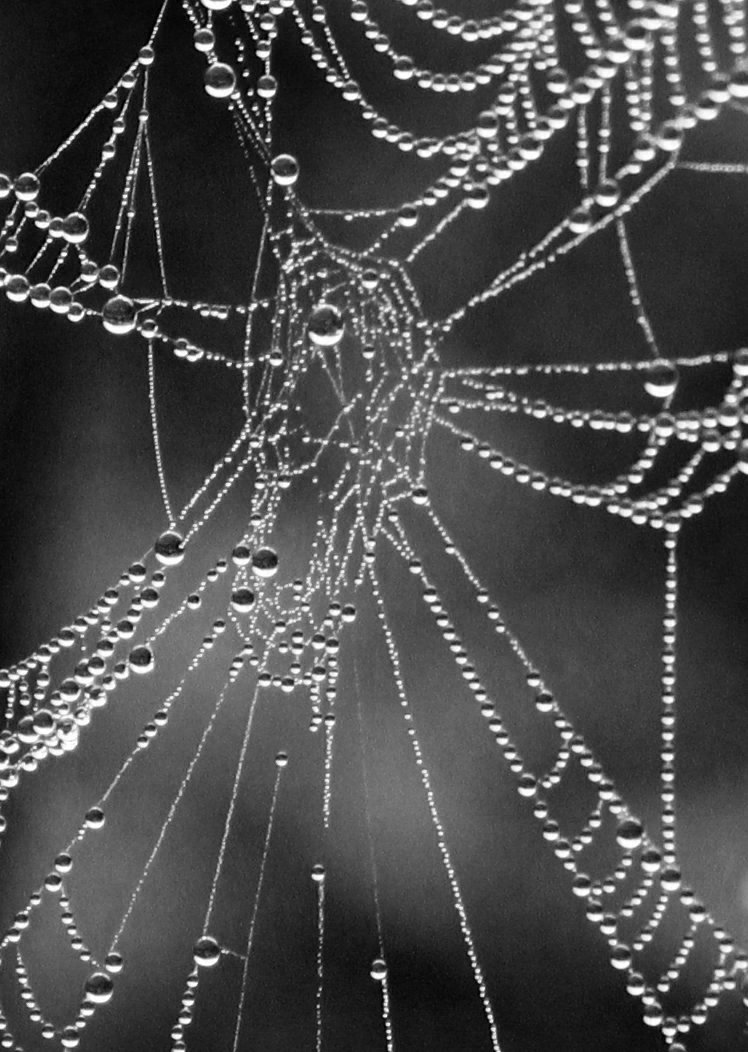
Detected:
left=128, top=645, right=155, bottom=675
left=252, top=547, right=279, bottom=579
left=84, top=972, right=114, bottom=1004
left=62, top=212, right=89, bottom=244
left=204, top=62, right=236, bottom=99
left=102, top=296, right=136, bottom=335
left=155, top=530, right=185, bottom=567
left=14, top=172, right=39, bottom=202
left=231, top=588, right=255, bottom=613
left=193, top=935, right=221, bottom=967
left=308, top=304, right=344, bottom=347
left=615, top=818, right=643, bottom=851
left=271, top=154, right=299, bottom=187
left=644, top=361, right=678, bottom=398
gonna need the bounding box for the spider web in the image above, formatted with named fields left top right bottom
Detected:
left=0, top=0, right=747, bottom=1050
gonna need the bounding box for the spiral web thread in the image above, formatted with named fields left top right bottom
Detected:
left=0, top=0, right=748, bottom=1049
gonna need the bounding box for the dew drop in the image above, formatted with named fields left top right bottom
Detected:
left=361, top=269, right=379, bottom=291
left=397, top=203, right=418, bottom=227
left=644, top=362, right=678, bottom=398
left=128, top=645, right=155, bottom=675
left=193, top=935, right=221, bottom=967
left=102, top=295, right=137, bottom=335
left=55, top=852, right=73, bottom=874
left=50, top=287, right=73, bottom=314
left=30, top=283, right=51, bottom=309
left=643, top=1004, right=663, bottom=1027
left=85, top=807, right=105, bottom=830
left=232, top=544, right=251, bottom=566
left=32, top=710, right=55, bottom=737
left=465, top=182, right=489, bottom=209
left=155, top=530, right=185, bottom=567
left=568, top=204, right=593, bottom=234
left=204, top=62, right=236, bottom=99
left=62, top=212, right=89, bottom=244
left=231, top=588, right=255, bottom=613
left=640, top=847, right=661, bottom=873
left=594, top=179, right=620, bottom=208
left=616, top=818, right=644, bottom=851
left=252, top=547, right=279, bottom=578
left=257, top=74, right=277, bottom=99
left=105, top=952, right=124, bottom=974
left=84, top=971, right=114, bottom=1004
left=5, top=275, right=30, bottom=302
left=271, top=154, right=299, bottom=187
left=98, top=263, right=120, bottom=290
left=660, top=867, right=681, bottom=892
left=610, top=943, right=632, bottom=969
left=626, top=972, right=645, bottom=996
left=44, top=872, right=62, bottom=892
left=193, top=28, right=215, bottom=52
left=308, top=304, right=344, bottom=347
left=14, top=172, right=40, bottom=202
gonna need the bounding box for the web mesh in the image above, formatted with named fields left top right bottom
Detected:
left=0, top=0, right=747, bottom=1050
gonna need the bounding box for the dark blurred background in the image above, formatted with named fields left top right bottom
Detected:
left=0, top=2, right=747, bottom=1050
